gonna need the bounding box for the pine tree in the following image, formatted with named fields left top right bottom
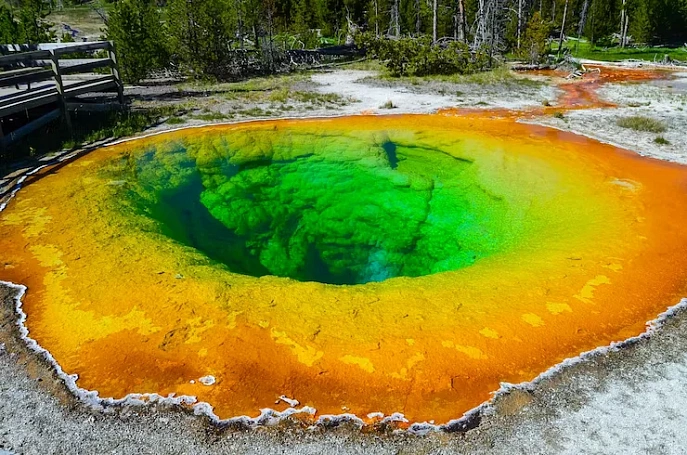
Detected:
left=167, top=0, right=237, bottom=77
left=107, top=0, right=169, bottom=82
left=0, top=4, right=21, bottom=43
left=3, top=0, right=55, bottom=44
left=629, top=0, right=651, bottom=44
left=520, top=10, right=550, bottom=62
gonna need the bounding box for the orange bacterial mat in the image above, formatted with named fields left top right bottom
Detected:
left=2, top=113, right=687, bottom=428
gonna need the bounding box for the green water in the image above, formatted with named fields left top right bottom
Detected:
left=114, top=131, right=515, bottom=285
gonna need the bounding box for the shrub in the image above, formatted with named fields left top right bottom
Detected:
left=654, top=136, right=670, bottom=145
left=616, top=116, right=667, bottom=133
left=367, top=36, right=493, bottom=77
left=377, top=37, right=422, bottom=76
left=354, top=31, right=383, bottom=57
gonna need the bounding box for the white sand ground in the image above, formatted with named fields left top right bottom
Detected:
left=2, top=65, right=687, bottom=454
left=311, top=69, right=559, bottom=114
left=531, top=73, right=687, bottom=164
left=311, top=70, right=455, bottom=113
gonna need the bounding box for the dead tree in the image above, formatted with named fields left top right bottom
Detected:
left=454, top=0, right=466, bottom=41
left=517, top=0, right=523, bottom=49
left=415, top=0, right=421, bottom=35
left=473, top=0, right=508, bottom=55
left=577, top=0, right=590, bottom=37
left=433, top=0, right=438, bottom=42
left=372, top=0, right=380, bottom=36
left=391, top=0, right=401, bottom=37
left=619, top=0, right=626, bottom=47
left=620, top=0, right=629, bottom=48
left=235, top=0, right=245, bottom=49
left=345, top=7, right=359, bottom=44
left=475, top=0, right=487, bottom=47
left=557, top=0, right=569, bottom=57
left=264, top=0, right=276, bottom=68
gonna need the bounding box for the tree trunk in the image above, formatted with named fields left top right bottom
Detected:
left=557, top=0, right=568, bottom=57
left=622, top=13, right=629, bottom=48
left=188, top=0, right=198, bottom=57
left=488, top=0, right=496, bottom=64
left=433, top=0, right=438, bottom=42
left=590, top=0, right=595, bottom=43
left=235, top=0, right=244, bottom=49
left=475, top=0, right=485, bottom=47
left=455, top=0, right=465, bottom=41
left=265, top=1, right=274, bottom=70
left=577, top=0, right=590, bottom=37
left=392, top=0, right=400, bottom=37
left=415, top=0, right=421, bottom=35
left=619, top=0, right=626, bottom=47
left=517, top=0, right=522, bottom=49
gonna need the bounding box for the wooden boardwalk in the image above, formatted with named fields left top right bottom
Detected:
left=0, top=41, right=124, bottom=150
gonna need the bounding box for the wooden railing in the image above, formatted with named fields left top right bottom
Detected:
left=0, top=41, right=124, bottom=149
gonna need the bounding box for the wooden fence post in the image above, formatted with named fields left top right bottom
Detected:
left=108, top=41, right=125, bottom=105
left=49, top=49, right=73, bottom=136
left=0, top=120, right=5, bottom=155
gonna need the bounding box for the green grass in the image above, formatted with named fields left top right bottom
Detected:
left=166, top=116, right=187, bottom=125
left=187, top=73, right=310, bottom=93
left=654, top=136, right=671, bottom=145
left=81, top=106, right=182, bottom=143
left=236, top=107, right=271, bottom=117
left=289, top=91, right=350, bottom=105
left=190, top=112, right=231, bottom=121
left=340, top=59, right=386, bottom=71
left=48, top=4, right=111, bottom=38
left=223, top=85, right=349, bottom=106
left=1, top=106, right=183, bottom=167
left=376, top=65, right=543, bottom=87
left=182, top=73, right=352, bottom=108
left=268, top=88, right=291, bottom=103
left=553, top=39, right=687, bottom=62
left=617, top=115, right=667, bottom=133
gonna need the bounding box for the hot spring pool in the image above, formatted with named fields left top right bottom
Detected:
left=2, top=114, right=687, bottom=426
left=135, top=128, right=523, bottom=285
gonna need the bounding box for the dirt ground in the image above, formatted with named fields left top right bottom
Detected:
left=2, top=63, right=687, bottom=454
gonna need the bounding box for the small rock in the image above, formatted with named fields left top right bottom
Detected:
left=198, top=375, right=215, bottom=386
